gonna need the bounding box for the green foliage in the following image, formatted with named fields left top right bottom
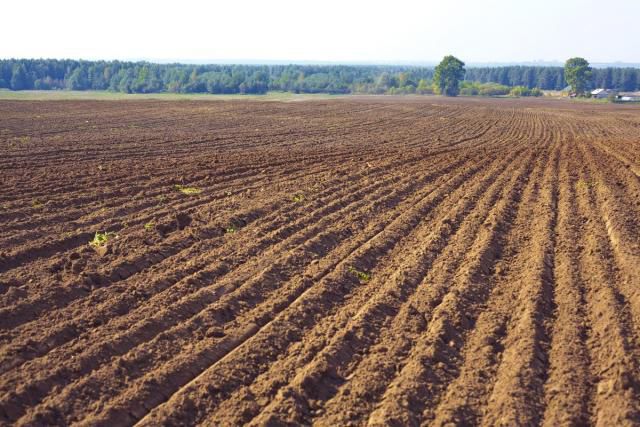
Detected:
left=10, top=64, right=28, bottom=90
left=292, top=194, right=304, bottom=203
left=529, top=87, right=543, bottom=97
left=480, top=83, right=511, bottom=96
left=0, top=59, right=435, bottom=95
left=144, top=221, right=155, bottom=230
left=89, top=231, right=113, bottom=247
left=175, top=184, right=202, bottom=195
left=225, top=226, right=236, bottom=234
left=460, top=81, right=510, bottom=96
left=348, top=266, right=371, bottom=283
left=466, top=65, right=564, bottom=90
left=565, top=57, right=592, bottom=96
left=508, top=86, right=542, bottom=97
left=67, top=68, right=88, bottom=90
left=434, top=56, right=465, bottom=97
left=509, top=86, right=528, bottom=97
left=459, top=81, right=479, bottom=96
left=1, top=59, right=638, bottom=95
left=416, top=79, right=434, bottom=94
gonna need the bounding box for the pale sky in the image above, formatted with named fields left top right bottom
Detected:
left=2, top=0, right=639, bottom=64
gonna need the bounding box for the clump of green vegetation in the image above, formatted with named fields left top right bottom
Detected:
left=225, top=226, right=237, bottom=234
left=144, top=221, right=155, bottom=231
left=292, top=194, right=305, bottom=203
left=32, top=200, right=43, bottom=209
left=459, top=81, right=511, bottom=97
left=175, top=184, right=202, bottom=195
left=89, top=231, right=113, bottom=247
left=509, top=86, right=543, bottom=97
left=348, top=266, right=371, bottom=283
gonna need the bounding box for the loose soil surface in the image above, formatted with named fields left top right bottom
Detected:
left=1, top=97, right=640, bottom=426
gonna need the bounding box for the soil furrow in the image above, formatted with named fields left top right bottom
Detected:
left=2, top=98, right=639, bottom=426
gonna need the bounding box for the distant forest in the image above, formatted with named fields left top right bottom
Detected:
left=1, top=59, right=639, bottom=94
left=465, top=66, right=639, bottom=92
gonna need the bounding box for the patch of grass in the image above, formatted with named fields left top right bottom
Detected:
left=175, top=184, right=202, bottom=195
left=348, top=266, right=371, bottom=283
left=292, top=194, right=305, bottom=203
left=225, top=226, right=237, bottom=234
left=144, top=221, right=155, bottom=231
left=89, top=231, right=114, bottom=247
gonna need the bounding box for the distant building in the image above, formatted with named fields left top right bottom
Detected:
left=617, top=91, right=640, bottom=102
left=590, top=88, right=616, bottom=99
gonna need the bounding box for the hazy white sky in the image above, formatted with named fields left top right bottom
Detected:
left=2, top=0, right=639, bottom=63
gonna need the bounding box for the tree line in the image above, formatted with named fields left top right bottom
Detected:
left=1, top=59, right=638, bottom=94
left=465, top=65, right=639, bottom=92
left=0, top=59, right=434, bottom=94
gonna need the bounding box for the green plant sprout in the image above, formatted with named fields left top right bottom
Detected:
left=175, top=184, right=202, bottom=195
left=348, top=266, right=371, bottom=283
left=89, top=231, right=113, bottom=247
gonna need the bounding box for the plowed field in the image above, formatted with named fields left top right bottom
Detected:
left=1, top=97, right=640, bottom=426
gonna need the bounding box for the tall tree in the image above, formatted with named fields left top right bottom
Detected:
left=434, top=55, right=465, bottom=96
left=602, top=68, right=613, bottom=89
left=10, top=64, right=28, bottom=90
left=564, top=57, right=592, bottom=95
left=66, top=67, right=88, bottom=90
left=621, top=68, right=638, bottom=91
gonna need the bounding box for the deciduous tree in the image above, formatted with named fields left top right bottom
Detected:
left=434, top=55, right=465, bottom=96
left=564, top=57, right=592, bottom=95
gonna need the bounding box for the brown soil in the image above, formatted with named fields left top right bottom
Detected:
left=1, top=96, right=639, bottom=426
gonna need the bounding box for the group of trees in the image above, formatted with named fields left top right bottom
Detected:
left=0, top=59, right=435, bottom=95
left=435, top=55, right=637, bottom=97
left=1, top=58, right=638, bottom=96
left=465, top=66, right=566, bottom=90
left=465, top=64, right=639, bottom=92
left=562, top=57, right=639, bottom=96
left=458, top=82, right=542, bottom=97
